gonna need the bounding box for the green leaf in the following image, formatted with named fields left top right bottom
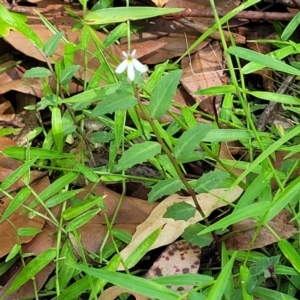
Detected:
left=194, top=170, right=231, bottom=194
left=182, top=224, right=213, bottom=247
left=52, top=107, right=63, bottom=152
left=84, top=7, right=184, bottom=25
left=278, top=240, right=300, bottom=274
left=5, top=244, right=21, bottom=262
left=70, top=264, right=179, bottom=300
left=125, top=227, right=161, bottom=269
left=194, top=85, right=237, bottom=95
left=0, top=158, right=36, bottom=190
left=75, top=162, right=99, bottom=182
left=228, top=46, right=300, bottom=76
left=91, top=92, right=137, bottom=117
left=247, top=91, right=300, bottom=105
left=18, top=228, right=42, bottom=236
left=3, top=147, right=76, bottom=160
left=148, top=178, right=184, bottom=203
left=23, top=67, right=51, bottom=78
left=117, top=141, right=161, bottom=171
left=4, top=248, right=56, bottom=297
left=207, top=252, right=237, bottom=300
left=44, top=31, right=64, bottom=56
left=45, top=190, right=82, bottom=208
left=151, top=274, right=213, bottom=286
left=1, top=187, right=32, bottom=221
left=281, top=12, right=300, bottom=41
left=65, top=208, right=101, bottom=232
left=254, top=287, right=297, bottom=300
left=37, top=172, right=79, bottom=203
left=174, top=124, right=212, bottom=160
left=164, top=202, right=196, bottom=221
left=60, top=65, right=81, bottom=85
left=148, top=70, right=182, bottom=119
left=62, top=195, right=104, bottom=220
left=90, top=131, right=114, bottom=144
left=200, top=202, right=270, bottom=234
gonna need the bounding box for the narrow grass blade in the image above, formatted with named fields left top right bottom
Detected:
left=278, top=240, right=300, bottom=274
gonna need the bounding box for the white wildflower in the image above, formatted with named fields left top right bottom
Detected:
left=115, top=49, right=148, bottom=81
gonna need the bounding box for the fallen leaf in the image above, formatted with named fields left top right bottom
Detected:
left=145, top=240, right=201, bottom=294
left=226, top=209, right=298, bottom=250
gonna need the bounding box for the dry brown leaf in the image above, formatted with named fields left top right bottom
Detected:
left=98, top=286, right=149, bottom=300
left=145, top=240, right=201, bottom=294
left=0, top=176, right=49, bottom=258
left=119, top=144, right=243, bottom=270
left=181, top=41, right=225, bottom=115
left=226, top=209, right=298, bottom=250
left=151, top=0, right=170, bottom=7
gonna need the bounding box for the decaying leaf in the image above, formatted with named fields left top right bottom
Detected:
left=145, top=240, right=201, bottom=294
left=226, top=209, right=298, bottom=250
left=119, top=144, right=243, bottom=270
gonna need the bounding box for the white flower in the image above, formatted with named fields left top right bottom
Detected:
left=115, top=49, right=148, bottom=81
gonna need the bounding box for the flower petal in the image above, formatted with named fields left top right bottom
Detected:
left=131, top=49, right=137, bottom=57
left=122, top=51, right=128, bottom=58
left=132, top=59, right=148, bottom=73
left=115, top=59, right=128, bottom=74
left=127, top=62, right=135, bottom=81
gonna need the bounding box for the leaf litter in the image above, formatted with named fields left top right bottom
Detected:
left=0, top=0, right=299, bottom=298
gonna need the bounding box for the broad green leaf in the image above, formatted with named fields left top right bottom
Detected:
left=174, top=124, right=212, bottom=160
left=60, top=83, right=123, bottom=104
left=44, top=31, right=64, bottom=56
left=242, top=45, right=295, bottom=74
left=84, top=7, right=184, bottom=25
left=18, top=228, right=42, bottom=236
left=182, top=224, right=213, bottom=248
left=266, top=175, right=300, bottom=223
left=91, top=92, right=137, bottom=117
left=4, top=248, right=56, bottom=297
left=104, top=22, right=127, bottom=47
left=90, top=131, right=114, bottom=144
left=240, top=265, right=253, bottom=300
left=38, top=172, right=79, bottom=203
left=117, top=141, right=161, bottom=171
left=278, top=240, right=300, bottom=274
left=70, top=263, right=179, bottom=300
left=228, top=46, right=300, bottom=76
left=235, top=171, right=272, bottom=210
left=5, top=244, right=21, bottom=262
left=151, top=274, right=213, bottom=286
left=52, top=107, right=63, bottom=152
left=125, top=227, right=161, bottom=269
left=3, top=147, right=76, bottom=160
left=23, top=67, right=52, bottom=78
left=75, top=162, right=99, bottom=182
left=148, top=178, right=183, bottom=203
left=111, top=228, right=132, bottom=244
left=148, top=70, right=182, bottom=119
left=62, top=195, right=104, bottom=220
left=45, top=189, right=82, bottom=208
left=247, top=91, right=300, bottom=105
left=1, top=187, right=31, bottom=221
left=254, top=287, right=297, bottom=300
left=194, top=85, right=237, bottom=95
left=193, top=170, right=231, bottom=194
left=164, top=202, right=196, bottom=221
left=0, top=158, right=36, bottom=190
left=0, top=4, right=43, bottom=47
left=60, top=65, right=81, bottom=85
left=65, top=208, right=101, bottom=232
left=207, top=252, right=237, bottom=300
left=200, top=202, right=270, bottom=234
left=203, top=129, right=262, bottom=142
left=281, top=12, right=300, bottom=41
